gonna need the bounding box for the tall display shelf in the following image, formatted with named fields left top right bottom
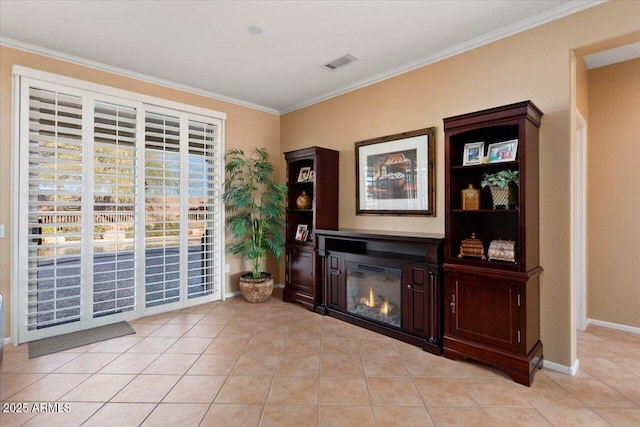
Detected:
left=443, top=101, right=543, bottom=386
left=283, top=147, right=339, bottom=309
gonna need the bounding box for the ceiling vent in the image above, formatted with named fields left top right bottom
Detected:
left=322, top=53, right=359, bottom=71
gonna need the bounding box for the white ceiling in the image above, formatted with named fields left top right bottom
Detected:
left=0, top=1, right=607, bottom=114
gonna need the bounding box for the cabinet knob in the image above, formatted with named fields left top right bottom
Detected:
left=406, top=284, right=412, bottom=289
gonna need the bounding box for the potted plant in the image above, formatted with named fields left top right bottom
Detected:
left=222, top=148, right=287, bottom=302
left=481, top=169, right=519, bottom=209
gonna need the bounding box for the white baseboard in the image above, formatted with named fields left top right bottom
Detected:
left=543, top=358, right=579, bottom=376
left=587, top=318, right=640, bottom=335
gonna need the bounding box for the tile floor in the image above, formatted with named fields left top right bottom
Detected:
left=1, top=295, right=639, bottom=426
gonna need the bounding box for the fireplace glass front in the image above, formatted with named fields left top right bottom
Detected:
left=345, top=261, right=401, bottom=328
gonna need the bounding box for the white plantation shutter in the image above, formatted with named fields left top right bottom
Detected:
left=144, top=111, right=182, bottom=307
left=187, top=119, right=219, bottom=299
left=93, top=101, right=137, bottom=317
left=16, top=69, right=224, bottom=343
left=26, top=87, right=84, bottom=330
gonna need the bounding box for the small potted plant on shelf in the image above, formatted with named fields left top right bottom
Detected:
left=481, top=169, right=519, bottom=209
left=222, top=148, right=287, bottom=303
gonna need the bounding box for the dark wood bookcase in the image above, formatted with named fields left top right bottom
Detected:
left=443, top=101, right=544, bottom=386
left=283, top=147, right=339, bottom=309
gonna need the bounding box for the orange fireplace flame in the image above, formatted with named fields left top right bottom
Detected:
left=380, top=300, right=390, bottom=315
left=367, top=288, right=375, bottom=307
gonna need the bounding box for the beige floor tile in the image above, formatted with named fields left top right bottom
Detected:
left=22, top=402, right=102, bottom=427
left=61, top=373, right=135, bottom=401
left=8, top=373, right=90, bottom=401
left=610, top=356, right=640, bottom=376
left=1, top=351, right=31, bottom=372
left=276, top=354, right=320, bottom=376
left=54, top=352, right=119, bottom=373
left=537, top=407, right=610, bottom=426
left=126, top=337, right=178, bottom=354
left=587, top=325, right=640, bottom=342
left=82, top=402, right=156, bottom=427
left=289, top=324, right=322, bottom=340
left=182, top=323, right=225, bottom=338
left=580, top=356, right=640, bottom=380
left=261, top=404, right=318, bottom=427
left=483, top=407, right=552, bottom=426
left=111, top=374, right=181, bottom=402
left=413, top=378, right=477, bottom=406
left=403, top=354, right=455, bottom=377
left=200, top=403, right=263, bottom=427
left=448, top=359, right=504, bottom=379
left=0, top=373, right=45, bottom=400
left=320, top=354, right=364, bottom=377
left=187, top=354, right=240, bottom=376
left=318, top=405, right=376, bottom=427
left=98, top=353, right=159, bottom=374
left=321, top=323, right=358, bottom=339
left=319, top=376, right=370, bottom=405
left=0, top=404, right=38, bottom=427
left=320, top=338, right=359, bottom=355
left=462, top=378, right=532, bottom=407
left=163, top=375, right=226, bottom=403
left=197, top=313, right=236, bottom=326
left=128, top=323, right=162, bottom=336
left=243, top=336, right=286, bottom=355
left=361, top=356, right=409, bottom=377
left=9, top=352, right=81, bottom=374
left=88, top=335, right=143, bottom=353
left=214, top=375, right=273, bottom=404
left=142, top=353, right=199, bottom=374
left=603, top=379, right=640, bottom=405
left=164, top=337, right=214, bottom=354
left=282, top=338, right=321, bottom=356
left=231, top=353, right=280, bottom=376
left=142, top=403, right=210, bottom=426
left=578, top=340, right=637, bottom=359
left=217, top=322, right=258, bottom=339
left=166, top=312, right=207, bottom=325
left=357, top=338, right=401, bottom=357
left=148, top=323, right=194, bottom=337
left=518, top=374, right=584, bottom=407
left=427, top=406, right=493, bottom=426
left=203, top=336, right=249, bottom=356
left=552, top=378, right=637, bottom=408
left=592, top=408, right=640, bottom=427
left=367, top=377, right=423, bottom=406
left=373, top=406, right=435, bottom=427
left=132, top=312, right=175, bottom=324
left=267, top=375, right=319, bottom=405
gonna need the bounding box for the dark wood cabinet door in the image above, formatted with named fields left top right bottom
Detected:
left=286, top=248, right=314, bottom=295
left=325, top=254, right=345, bottom=310
left=447, top=272, right=520, bottom=352
left=402, top=265, right=429, bottom=338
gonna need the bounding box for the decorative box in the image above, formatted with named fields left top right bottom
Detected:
left=488, top=239, right=516, bottom=263
left=458, top=233, right=486, bottom=260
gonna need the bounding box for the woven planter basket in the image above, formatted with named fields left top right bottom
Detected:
left=488, top=183, right=517, bottom=209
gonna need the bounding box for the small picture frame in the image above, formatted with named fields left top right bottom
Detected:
left=307, top=171, right=314, bottom=182
left=297, top=167, right=312, bottom=182
left=462, top=142, right=484, bottom=166
left=295, top=224, right=308, bottom=241
left=487, top=139, right=518, bottom=163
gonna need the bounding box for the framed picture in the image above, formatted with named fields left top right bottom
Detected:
left=487, top=139, right=518, bottom=163
left=355, top=127, right=435, bottom=216
left=297, top=167, right=312, bottom=182
left=307, top=171, right=314, bottom=182
left=295, top=224, right=308, bottom=241
left=462, top=141, right=484, bottom=165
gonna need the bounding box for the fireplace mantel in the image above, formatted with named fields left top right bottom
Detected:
left=315, top=229, right=444, bottom=354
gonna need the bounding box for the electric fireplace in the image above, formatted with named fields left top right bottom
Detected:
left=346, top=261, right=401, bottom=328
left=315, top=229, right=444, bottom=355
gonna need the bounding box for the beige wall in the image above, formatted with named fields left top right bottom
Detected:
left=587, top=58, right=640, bottom=327
left=0, top=46, right=281, bottom=337
left=281, top=1, right=640, bottom=366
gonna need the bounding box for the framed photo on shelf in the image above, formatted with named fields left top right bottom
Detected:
left=355, top=127, right=435, bottom=216
left=297, top=167, right=312, bottom=182
left=462, top=141, right=484, bottom=165
left=294, top=224, right=308, bottom=241
left=487, top=139, right=518, bottom=163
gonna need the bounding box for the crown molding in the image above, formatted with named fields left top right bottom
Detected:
left=280, top=0, right=607, bottom=114
left=0, top=37, right=280, bottom=116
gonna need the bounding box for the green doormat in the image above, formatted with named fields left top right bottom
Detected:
left=28, top=321, right=135, bottom=358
